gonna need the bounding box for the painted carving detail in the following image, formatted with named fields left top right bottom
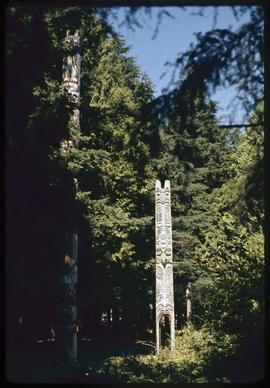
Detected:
left=156, top=263, right=174, bottom=311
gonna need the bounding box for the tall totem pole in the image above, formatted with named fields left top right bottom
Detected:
left=155, top=180, right=175, bottom=353
left=186, top=282, right=192, bottom=324
left=54, top=30, right=81, bottom=366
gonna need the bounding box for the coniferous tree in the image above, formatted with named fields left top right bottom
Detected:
left=6, top=5, right=160, bottom=350
left=189, top=102, right=264, bottom=381
left=153, top=89, right=235, bottom=328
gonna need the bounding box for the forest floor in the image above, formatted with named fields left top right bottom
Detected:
left=6, top=330, right=265, bottom=383
left=6, top=337, right=155, bottom=383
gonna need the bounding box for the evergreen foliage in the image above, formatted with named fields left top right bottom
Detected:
left=153, top=90, right=236, bottom=325
left=173, top=6, right=264, bottom=117
left=6, top=4, right=264, bottom=383
left=6, top=5, right=159, bottom=342
left=193, top=102, right=264, bottom=334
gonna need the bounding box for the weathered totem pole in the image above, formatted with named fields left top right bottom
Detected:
left=186, top=282, right=192, bottom=324
left=54, top=30, right=81, bottom=366
left=155, top=180, right=175, bottom=354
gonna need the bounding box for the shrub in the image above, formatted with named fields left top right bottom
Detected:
left=97, top=324, right=238, bottom=383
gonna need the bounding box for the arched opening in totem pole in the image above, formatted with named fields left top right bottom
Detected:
left=159, top=315, right=171, bottom=349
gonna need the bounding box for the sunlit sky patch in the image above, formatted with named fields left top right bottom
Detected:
left=108, top=6, right=254, bottom=125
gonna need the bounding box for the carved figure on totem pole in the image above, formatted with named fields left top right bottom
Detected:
left=155, top=180, right=175, bottom=353
left=62, top=30, right=81, bottom=105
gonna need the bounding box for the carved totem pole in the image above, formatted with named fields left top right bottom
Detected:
left=186, top=282, right=192, bottom=324
left=54, top=30, right=81, bottom=366
left=155, top=180, right=175, bottom=353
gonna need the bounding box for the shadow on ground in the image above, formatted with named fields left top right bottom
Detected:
left=6, top=338, right=155, bottom=383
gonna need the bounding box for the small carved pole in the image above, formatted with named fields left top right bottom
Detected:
left=55, top=30, right=81, bottom=366
left=186, top=282, right=192, bottom=324
left=155, top=180, right=175, bottom=354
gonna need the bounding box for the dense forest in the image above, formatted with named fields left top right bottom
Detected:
left=6, top=4, right=264, bottom=383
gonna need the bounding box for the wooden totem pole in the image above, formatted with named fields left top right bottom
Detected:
left=54, top=30, right=81, bottom=366
left=186, top=282, right=192, bottom=324
left=155, top=180, right=175, bottom=353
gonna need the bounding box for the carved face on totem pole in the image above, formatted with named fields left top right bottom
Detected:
left=63, top=82, right=80, bottom=104
left=63, top=31, right=81, bottom=105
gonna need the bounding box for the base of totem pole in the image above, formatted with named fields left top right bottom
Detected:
left=49, top=361, right=81, bottom=383
left=54, top=322, right=77, bottom=362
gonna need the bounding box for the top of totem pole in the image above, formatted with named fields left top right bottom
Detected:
left=64, top=30, right=81, bottom=50
left=186, top=282, right=192, bottom=297
left=156, top=180, right=170, bottom=190
left=66, top=29, right=80, bottom=38
left=66, top=29, right=79, bottom=36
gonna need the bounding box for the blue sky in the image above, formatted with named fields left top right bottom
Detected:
left=108, top=6, right=253, bottom=125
